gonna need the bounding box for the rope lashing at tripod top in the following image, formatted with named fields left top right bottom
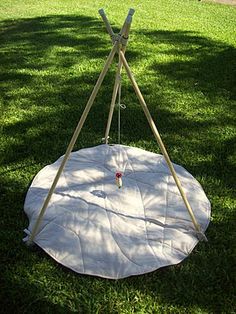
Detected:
left=23, top=8, right=211, bottom=279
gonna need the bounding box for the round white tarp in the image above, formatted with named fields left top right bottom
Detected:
left=24, top=144, right=210, bottom=279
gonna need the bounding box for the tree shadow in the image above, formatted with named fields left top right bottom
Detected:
left=119, top=29, right=236, bottom=190
left=0, top=14, right=142, bottom=167
left=0, top=15, right=235, bottom=314
left=121, top=215, right=236, bottom=313
left=119, top=28, right=236, bottom=313
left=145, top=29, right=236, bottom=99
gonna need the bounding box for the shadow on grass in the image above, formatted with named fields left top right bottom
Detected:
left=0, top=14, right=235, bottom=314
left=121, top=210, right=236, bottom=314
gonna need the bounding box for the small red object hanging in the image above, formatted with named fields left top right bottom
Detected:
left=115, top=172, right=122, bottom=188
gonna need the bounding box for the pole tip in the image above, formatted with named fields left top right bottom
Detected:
left=128, top=8, right=135, bottom=16
left=25, top=239, right=34, bottom=247
left=196, top=231, right=208, bottom=242
left=98, top=8, right=105, bottom=16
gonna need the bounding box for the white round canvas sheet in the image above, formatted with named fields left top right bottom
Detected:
left=24, top=144, right=211, bottom=279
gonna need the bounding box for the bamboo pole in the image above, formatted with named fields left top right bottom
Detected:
left=119, top=9, right=135, bottom=39
left=104, top=49, right=122, bottom=144
left=98, top=9, right=115, bottom=40
left=119, top=50, right=206, bottom=239
left=27, top=42, right=119, bottom=245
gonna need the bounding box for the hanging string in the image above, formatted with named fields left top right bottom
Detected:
left=116, top=69, right=126, bottom=188
left=117, top=75, right=126, bottom=145
left=118, top=79, right=121, bottom=145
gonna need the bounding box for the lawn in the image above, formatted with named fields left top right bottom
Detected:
left=0, top=0, right=235, bottom=313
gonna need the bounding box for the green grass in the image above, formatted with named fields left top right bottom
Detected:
left=0, top=0, right=235, bottom=313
